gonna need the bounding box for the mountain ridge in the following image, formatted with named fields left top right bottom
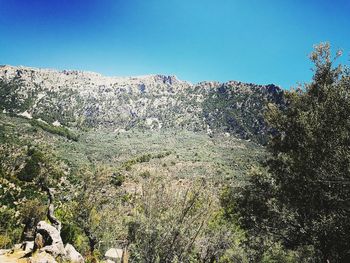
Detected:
left=0, top=64, right=281, bottom=88
left=0, top=64, right=284, bottom=143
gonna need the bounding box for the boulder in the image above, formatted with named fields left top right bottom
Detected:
left=104, top=248, right=123, bottom=262
left=64, top=243, right=84, bottom=263
left=33, top=221, right=65, bottom=257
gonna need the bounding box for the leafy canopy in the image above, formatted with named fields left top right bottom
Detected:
left=223, top=43, right=350, bottom=262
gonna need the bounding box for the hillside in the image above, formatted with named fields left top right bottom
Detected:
left=0, top=65, right=283, bottom=143
left=0, top=65, right=280, bottom=262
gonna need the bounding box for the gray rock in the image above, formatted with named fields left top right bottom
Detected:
left=64, top=243, right=84, bottom=263
left=104, top=248, right=123, bottom=262
left=34, top=221, right=65, bottom=257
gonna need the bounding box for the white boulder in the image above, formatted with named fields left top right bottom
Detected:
left=64, top=243, right=84, bottom=263
left=104, top=248, right=123, bottom=262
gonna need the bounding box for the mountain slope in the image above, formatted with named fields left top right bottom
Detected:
left=0, top=65, right=283, bottom=143
left=0, top=65, right=281, bottom=258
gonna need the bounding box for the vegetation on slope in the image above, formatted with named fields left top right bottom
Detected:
left=0, top=67, right=284, bottom=144
left=0, top=112, right=264, bottom=261
left=202, top=82, right=284, bottom=144
left=222, top=43, right=350, bottom=262
left=1, top=43, right=349, bottom=262
left=30, top=119, right=79, bottom=141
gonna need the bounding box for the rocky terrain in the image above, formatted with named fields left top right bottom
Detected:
left=0, top=65, right=283, bottom=143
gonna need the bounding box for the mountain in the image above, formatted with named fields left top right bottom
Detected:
left=0, top=65, right=283, bottom=261
left=0, top=65, right=283, bottom=143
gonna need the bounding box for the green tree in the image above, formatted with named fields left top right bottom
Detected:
left=19, top=199, right=46, bottom=241
left=223, top=43, right=350, bottom=262
left=127, top=177, right=242, bottom=263
left=70, top=166, right=126, bottom=261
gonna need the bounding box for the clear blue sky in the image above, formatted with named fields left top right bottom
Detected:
left=0, top=0, right=349, bottom=88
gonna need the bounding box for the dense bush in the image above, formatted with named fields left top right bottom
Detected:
left=19, top=199, right=46, bottom=241
left=17, top=148, right=45, bottom=182
left=0, top=207, right=22, bottom=248
left=223, top=43, right=350, bottom=262
left=30, top=119, right=79, bottom=141
left=111, top=171, right=125, bottom=187
left=127, top=178, right=244, bottom=262
left=0, top=78, right=35, bottom=113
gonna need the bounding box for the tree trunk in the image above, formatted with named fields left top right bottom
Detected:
left=83, top=227, right=97, bottom=260
left=42, top=186, right=61, bottom=232
left=88, top=236, right=97, bottom=255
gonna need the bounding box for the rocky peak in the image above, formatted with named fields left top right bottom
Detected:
left=153, top=74, right=180, bottom=85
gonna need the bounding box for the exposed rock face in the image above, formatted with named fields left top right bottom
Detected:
left=0, top=227, right=83, bottom=263
left=64, top=243, right=84, bottom=263
left=0, top=65, right=284, bottom=143
left=33, top=221, right=65, bottom=257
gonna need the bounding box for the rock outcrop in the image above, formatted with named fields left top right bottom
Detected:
left=0, top=225, right=84, bottom=263
left=33, top=221, right=65, bottom=257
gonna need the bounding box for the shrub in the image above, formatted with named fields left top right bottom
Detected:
left=137, top=154, right=151, bottom=163
left=111, top=172, right=125, bottom=187
left=17, top=148, right=44, bottom=182
left=0, top=234, right=11, bottom=248
left=127, top=178, right=237, bottom=262
left=139, top=171, right=151, bottom=179
left=223, top=43, right=350, bottom=261
left=30, top=119, right=79, bottom=141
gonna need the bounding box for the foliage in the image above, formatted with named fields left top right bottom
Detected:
left=139, top=170, right=151, bottom=179
left=127, top=177, right=244, bottom=263
left=19, top=198, right=46, bottom=241
left=0, top=125, right=69, bottom=248
left=0, top=78, right=35, bottom=113
left=30, top=119, right=79, bottom=141
left=17, top=147, right=45, bottom=182
left=223, top=43, right=350, bottom=262
left=111, top=171, right=126, bottom=187
left=67, top=166, right=129, bottom=259
left=0, top=234, right=12, bottom=248
left=19, top=199, right=46, bottom=227
left=0, top=207, right=22, bottom=248
left=202, top=83, right=284, bottom=144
